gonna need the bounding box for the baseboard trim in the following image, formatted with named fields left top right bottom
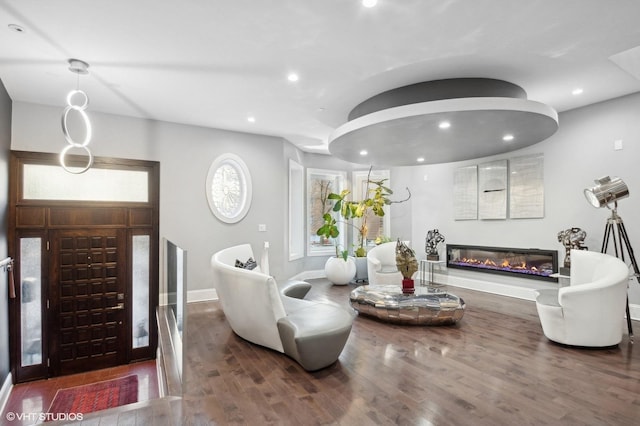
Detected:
left=187, top=288, right=217, bottom=303
left=0, top=373, right=13, bottom=418
left=436, top=272, right=540, bottom=301
left=290, top=269, right=326, bottom=281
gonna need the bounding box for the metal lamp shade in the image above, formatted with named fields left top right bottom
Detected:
left=584, top=176, right=629, bottom=208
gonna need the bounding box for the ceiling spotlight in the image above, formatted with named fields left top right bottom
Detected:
left=8, top=24, right=25, bottom=33
left=359, top=150, right=368, bottom=156
left=502, top=134, right=514, bottom=142
left=438, top=121, right=451, bottom=129
left=287, top=73, right=299, bottom=82
left=584, top=176, right=629, bottom=209
left=362, top=0, right=378, bottom=7
left=572, top=88, right=584, bottom=96
left=417, top=157, right=425, bottom=162
left=247, top=116, right=256, bottom=123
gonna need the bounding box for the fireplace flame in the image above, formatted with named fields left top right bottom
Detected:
left=448, top=246, right=556, bottom=279
left=454, top=257, right=538, bottom=273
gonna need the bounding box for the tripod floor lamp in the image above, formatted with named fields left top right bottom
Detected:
left=585, top=176, right=638, bottom=341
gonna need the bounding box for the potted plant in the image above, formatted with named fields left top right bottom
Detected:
left=316, top=168, right=411, bottom=283
left=325, top=169, right=410, bottom=253
left=316, top=213, right=356, bottom=285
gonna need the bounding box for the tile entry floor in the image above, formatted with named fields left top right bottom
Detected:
left=2, top=360, right=159, bottom=425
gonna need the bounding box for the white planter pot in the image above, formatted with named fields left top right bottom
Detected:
left=325, top=256, right=356, bottom=285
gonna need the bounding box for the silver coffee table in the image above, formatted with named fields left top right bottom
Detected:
left=349, top=284, right=465, bottom=325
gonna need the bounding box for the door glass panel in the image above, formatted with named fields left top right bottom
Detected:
left=23, top=164, right=148, bottom=202
left=20, top=237, right=42, bottom=367
left=132, top=235, right=150, bottom=349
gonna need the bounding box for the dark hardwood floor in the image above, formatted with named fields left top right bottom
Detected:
left=8, top=280, right=640, bottom=425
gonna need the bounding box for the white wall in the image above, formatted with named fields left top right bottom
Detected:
left=11, top=92, right=640, bottom=307
left=11, top=101, right=295, bottom=292
left=391, top=92, right=640, bottom=305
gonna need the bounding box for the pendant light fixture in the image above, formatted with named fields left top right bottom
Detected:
left=60, top=58, right=93, bottom=174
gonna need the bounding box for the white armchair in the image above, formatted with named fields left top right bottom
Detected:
left=366, top=242, right=402, bottom=285
left=535, top=250, right=629, bottom=347
left=211, top=244, right=354, bottom=371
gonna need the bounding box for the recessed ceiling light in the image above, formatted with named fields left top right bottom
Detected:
left=572, top=88, right=584, bottom=95
left=417, top=157, right=425, bottom=162
left=8, top=24, right=25, bottom=33
left=502, top=134, right=514, bottom=142
left=247, top=116, right=256, bottom=123
left=287, top=73, right=299, bottom=82
left=360, top=150, right=368, bottom=156
left=362, top=0, right=378, bottom=7
left=438, top=121, right=451, bottom=129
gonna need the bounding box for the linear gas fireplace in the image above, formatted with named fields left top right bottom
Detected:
left=447, top=244, right=558, bottom=282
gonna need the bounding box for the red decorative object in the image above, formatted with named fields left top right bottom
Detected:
left=48, top=375, right=138, bottom=415
left=402, top=278, right=415, bottom=294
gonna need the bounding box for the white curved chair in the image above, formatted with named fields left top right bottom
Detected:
left=366, top=242, right=403, bottom=285
left=211, top=244, right=354, bottom=371
left=535, top=250, right=629, bottom=347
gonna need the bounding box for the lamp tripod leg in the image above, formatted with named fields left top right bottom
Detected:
left=618, top=221, right=638, bottom=343
left=626, top=297, right=634, bottom=343
left=602, top=216, right=637, bottom=342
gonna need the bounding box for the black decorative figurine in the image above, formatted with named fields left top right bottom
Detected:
left=425, top=229, right=445, bottom=260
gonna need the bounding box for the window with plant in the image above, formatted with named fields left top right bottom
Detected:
left=316, top=167, right=410, bottom=258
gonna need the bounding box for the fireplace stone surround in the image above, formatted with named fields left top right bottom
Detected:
left=446, top=244, right=558, bottom=283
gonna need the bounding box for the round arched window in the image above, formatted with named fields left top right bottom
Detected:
left=205, top=153, right=252, bottom=223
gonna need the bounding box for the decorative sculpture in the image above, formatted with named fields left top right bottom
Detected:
left=396, top=239, right=418, bottom=294
left=425, top=229, right=446, bottom=260
left=557, top=227, right=588, bottom=273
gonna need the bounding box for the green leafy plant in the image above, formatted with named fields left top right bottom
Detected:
left=374, top=235, right=393, bottom=245
left=316, top=168, right=410, bottom=258
left=316, top=213, right=348, bottom=260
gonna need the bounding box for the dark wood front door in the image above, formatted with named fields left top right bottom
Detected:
left=50, top=228, right=127, bottom=376
left=9, top=151, right=159, bottom=383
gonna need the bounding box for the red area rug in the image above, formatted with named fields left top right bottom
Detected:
left=48, top=375, right=138, bottom=415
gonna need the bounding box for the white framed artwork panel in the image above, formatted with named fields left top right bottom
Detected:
left=453, top=165, right=478, bottom=220
left=509, top=154, right=544, bottom=218
left=478, top=160, right=508, bottom=220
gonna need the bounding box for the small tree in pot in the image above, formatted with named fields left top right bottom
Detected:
left=316, top=212, right=355, bottom=285
left=316, top=168, right=411, bottom=258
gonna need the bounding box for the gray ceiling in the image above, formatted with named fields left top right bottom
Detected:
left=2, top=0, right=640, bottom=158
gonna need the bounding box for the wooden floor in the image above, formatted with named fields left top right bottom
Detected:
left=7, top=280, right=640, bottom=425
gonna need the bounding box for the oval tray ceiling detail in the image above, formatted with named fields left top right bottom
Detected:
left=328, top=78, right=559, bottom=166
